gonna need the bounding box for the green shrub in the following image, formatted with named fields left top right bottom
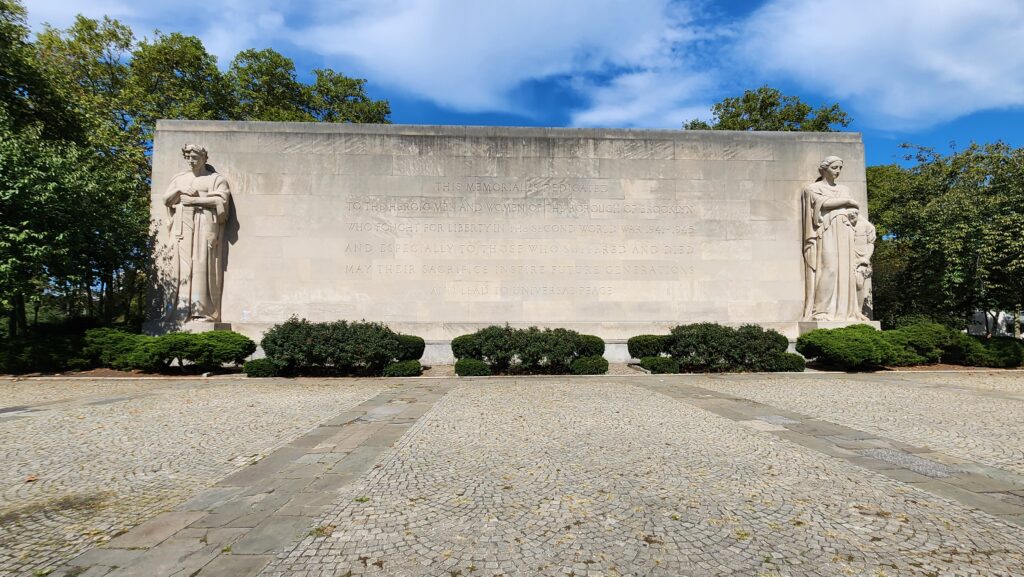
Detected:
left=396, top=335, right=426, bottom=361
left=260, top=317, right=419, bottom=376
left=577, top=335, right=606, bottom=357
left=243, top=358, right=278, bottom=377
left=450, top=325, right=605, bottom=375
left=383, top=360, right=422, bottom=377
left=450, top=334, right=482, bottom=361
left=881, top=322, right=953, bottom=364
left=455, top=358, right=491, bottom=376
left=762, top=352, right=807, bottom=372
left=192, top=331, right=256, bottom=368
left=664, top=323, right=789, bottom=372
left=732, top=324, right=790, bottom=371
left=110, top=335, right=163, bottom=372
left=627, top=335, right=667, bottom=359
left=570, top=355, right=608, bottom=375
left=0, top=332, right=87, bottom=374
left=942, top=332, right=993, bottom=366
left=982, top=337, right=1024, bottom=368
left=640, top=356, right=679, bottom=374
left=83, top=328, right=141, bottom=367
left=796, top=324, right=890, bottom=370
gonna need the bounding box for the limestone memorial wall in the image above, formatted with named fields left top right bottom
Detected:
left=147, top=121, right=869, bottom=362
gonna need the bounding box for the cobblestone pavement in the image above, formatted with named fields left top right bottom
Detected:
left=0, top=379, right=389, bottom=576
left=694, top=372, right=1024, bottom=475
left=262, top=380, right=1024, bottom=577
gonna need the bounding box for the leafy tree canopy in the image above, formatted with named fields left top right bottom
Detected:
left=1, top=0, right=391, bottom=338
left=869, top=143, right=1024, bottom=329
left=683, top=86, right=851, bottom=132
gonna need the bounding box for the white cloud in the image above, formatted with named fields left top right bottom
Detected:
left=292, top=0, right=703, bottom=116
left=570, top=70, right=713, bottom=128
left=23, top=0, right=715, bottom=127
left=738, top=0, right=1024, bottom=129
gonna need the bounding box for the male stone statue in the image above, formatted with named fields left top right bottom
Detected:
left=849, top=208, right=876, bottom=320
left=162, top=144, right=231, bottom=322
left=801, top=155, right=862, bottom=321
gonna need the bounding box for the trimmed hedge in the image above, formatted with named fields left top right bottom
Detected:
left=81, top=328, right=257, bottom=372
left=455, top=358, right=491, bottom=376
left=798, top=323, right=1024, bottom=370
left=383, top=360, right=423, bottom=377
left=450, top=325, right=606, bottom=375
left=243, top=358, right=278, bottom=377
left=640, top=356, right=679, bottom=374
left=570, top=355, right=609, bottom=375
left=396, top=335, right=426, bottom=361
left=260, top=317, right=424, bottom=376
left=667, top=323, right=792, bottom=373
left=763, top=352, right=806, bottom=372
left=627, top=334, right=668, bottom=359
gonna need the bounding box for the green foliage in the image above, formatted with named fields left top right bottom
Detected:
left=382, top=360, right=423, bottom=377
left=450, top=334, right=481, bottom=361
left=762, top=352, right=807, bottom=372
left=396, top=334, right=426, bottom=361
left=454, top=358, right=491, bottom=377
left=578, top=334, right=606, bottom=358
left=260, top=317, right=420, bottom=376
left=665, top=323, right=790, bottom=373
left=83, top=328, right=255, bottom=371
left=880, top=322, right=953, bottom=364
left=1, top=4, right=391, bottom=335
left=869, top=144, right=1024, bottom=328
left=570, top=355, right=608, bottom=375
left=627, top=334, right=668, bottom=359
left=640, top=356, right=679, bottom=374
left=450, top=326, right=605, bottom=375
left=0, top=321, right=91, bottom=374
left=243, top=358, right=278, bottom=377
left=683, top=86, right=851, bottom=132
left=796, top=325, right=891, bottom=371
left=798, top=322, right=1023, bottom=370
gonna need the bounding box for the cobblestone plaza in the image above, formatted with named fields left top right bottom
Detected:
left=2, top=373, right=1023, bottom=576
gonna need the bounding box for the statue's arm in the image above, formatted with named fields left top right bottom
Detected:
left=820, top=196, right=859, bottom=210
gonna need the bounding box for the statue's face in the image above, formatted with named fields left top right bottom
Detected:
left=184, top=150, right=206, bottom=169
left=849, top=209, right=859, bottom=225
left=823, top=161, right=843, bottom=181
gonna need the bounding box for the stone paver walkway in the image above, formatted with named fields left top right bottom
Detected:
left=0, top=372, right=1021, bottom=576
left=0, top=379, right=389, bottom=576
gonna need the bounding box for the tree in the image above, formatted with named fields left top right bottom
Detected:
left=683, top=86, right=850, bottom=131
left=868, top=143, right=1024, bottom=330
left=2, top=4, right=392, bottom=338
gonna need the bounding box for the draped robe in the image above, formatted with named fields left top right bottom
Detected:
left=801, top=181, right=860, bottom=321
left=164, top=169, right=231, bottom=321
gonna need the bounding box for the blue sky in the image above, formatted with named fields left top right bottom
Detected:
left=24, top=0, right=1024, bottom=166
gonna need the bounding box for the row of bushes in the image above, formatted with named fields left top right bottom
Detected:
left=452, top=326, right=608, bottom=376
left=245, top=318, right=425, bottom=377
left=627, top=323, right=806, bottom=373
left=797, top=323, right=1024, bottom=371
left=82, top=328, right=257, bottom=372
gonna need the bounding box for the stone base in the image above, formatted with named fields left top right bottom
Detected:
left=798, top=320, right=881, bottom=336
left=180, top=320, right=232, bottom=334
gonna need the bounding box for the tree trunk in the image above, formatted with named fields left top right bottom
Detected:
left=10, top=293, right=27, bottom=338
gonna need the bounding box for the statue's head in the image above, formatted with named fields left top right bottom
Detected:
left=818, top=155, right=844, bottom=181
left=181, top=144, right=208, bottom=168
left=848, top=207, right=859, bottom=225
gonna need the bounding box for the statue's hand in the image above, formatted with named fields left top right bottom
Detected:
left=180, top=196, right=196, bottom=206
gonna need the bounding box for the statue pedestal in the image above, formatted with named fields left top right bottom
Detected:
left=798, top=321, right=881, bottom=335
left=180, top=320, right=232, bottom=334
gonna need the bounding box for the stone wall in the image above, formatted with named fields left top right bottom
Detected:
left=148, top=121, right=867, bottom=362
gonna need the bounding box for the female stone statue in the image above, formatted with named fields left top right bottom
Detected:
left=801, top=155, right=862, bottom=321
left=162, top=144, right=231, bottom=322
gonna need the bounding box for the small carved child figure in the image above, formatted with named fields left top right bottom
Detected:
left=847, top=208, right=876, bottom=320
